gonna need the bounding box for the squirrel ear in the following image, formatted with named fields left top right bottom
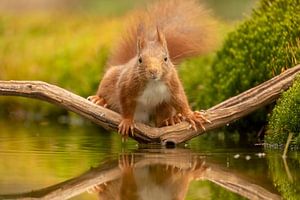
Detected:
left=137, top=24, right=145, bottom=54
left=156, top=26, right=167, bottom=50
left=137, top=37, right=145, bottom=54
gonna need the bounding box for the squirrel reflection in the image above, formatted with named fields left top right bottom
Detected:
left=88, top=154, right=207, bottom=200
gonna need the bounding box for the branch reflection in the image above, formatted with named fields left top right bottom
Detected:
left=0, top=148, right=281, bottom=200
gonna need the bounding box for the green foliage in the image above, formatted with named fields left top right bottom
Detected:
left=266, top=77, right=300, bottom=146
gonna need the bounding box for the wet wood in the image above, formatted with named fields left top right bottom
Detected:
left=0, top=150, right=281, bottom=200
left=0, top=64, right=300, bottom=144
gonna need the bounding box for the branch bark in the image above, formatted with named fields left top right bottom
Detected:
left=0, top=64, right=300, bottom=144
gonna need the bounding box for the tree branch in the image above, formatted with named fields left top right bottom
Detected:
left=0, top=64, right=300, bottom=144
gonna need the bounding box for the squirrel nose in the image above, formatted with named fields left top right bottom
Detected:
left=149, top=69, right=158, bottom=79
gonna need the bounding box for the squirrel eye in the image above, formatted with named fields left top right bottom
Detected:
left=138, top=57, right=143, bottom=64
left=164, top=56, right=168, bottom=62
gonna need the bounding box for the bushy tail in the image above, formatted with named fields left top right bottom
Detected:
left=108, top=0, right=217, bottom=66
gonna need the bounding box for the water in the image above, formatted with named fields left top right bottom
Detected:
left=0, top=120, right=299, bottom=200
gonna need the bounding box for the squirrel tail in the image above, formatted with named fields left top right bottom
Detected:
left=108, top=0, right=217, bottom=66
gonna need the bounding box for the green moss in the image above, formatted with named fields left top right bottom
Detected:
left=266, top=77, right=300, bottom=146
left=211, top=0, right=300, bottom=103
left=199, top=0, right=300, bottom=131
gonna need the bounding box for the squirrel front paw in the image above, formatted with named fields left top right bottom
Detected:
left=118, top=118, right=135, bottom=137
left=183, top=111, right=211, bottom=131
left=87, top=95, right=107, bottom=107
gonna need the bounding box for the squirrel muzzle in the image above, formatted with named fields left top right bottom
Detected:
left=146, top=58, right=163, bottom=80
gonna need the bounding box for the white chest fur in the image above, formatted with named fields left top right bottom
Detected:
left=134, top=80, right=170, bottom=123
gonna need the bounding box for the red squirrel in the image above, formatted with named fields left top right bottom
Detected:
left=88, top=0, right=216, bottom=136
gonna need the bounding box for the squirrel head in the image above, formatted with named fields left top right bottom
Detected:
left=136, top=26, right=172, bottom=81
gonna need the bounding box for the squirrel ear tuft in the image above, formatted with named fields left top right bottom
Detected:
left=156, top=26, right=167, bottom=50
left=137, top=24, right=145, bottom=54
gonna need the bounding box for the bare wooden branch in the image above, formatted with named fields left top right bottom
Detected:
left=0, top=64, right=300, bottom=144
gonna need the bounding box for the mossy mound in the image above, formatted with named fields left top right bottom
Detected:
left=210, top=0, right=300, bottom=103
left=266, top=77, right=300, bottom=147
left=196, top=0, right=300, bottom=131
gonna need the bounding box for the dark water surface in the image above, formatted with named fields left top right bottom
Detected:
left=0, top=120, right=299, bottom=200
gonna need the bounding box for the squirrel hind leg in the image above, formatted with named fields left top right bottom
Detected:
left=156, top=113, right=183, bottom=127
left=155, top=104, right=181, bottom=127
left=87, top=95, right=108, bottom=108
